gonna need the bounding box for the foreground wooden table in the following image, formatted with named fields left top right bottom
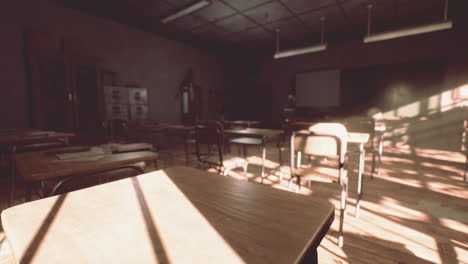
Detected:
left=15, top=145, right=158, bottom=200
left=2, top=166, right=334, bottom=264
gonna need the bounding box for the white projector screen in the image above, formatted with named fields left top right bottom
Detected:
left=295, top=70, right=341, bottom=108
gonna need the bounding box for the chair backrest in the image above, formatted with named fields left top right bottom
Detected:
left=344, top=116, right=375, bottom=146
left=195, top=120, right=224, bottom=165
left=291, top=123, right=347, bottom=163
left=283, top=121, right=314, bottom=139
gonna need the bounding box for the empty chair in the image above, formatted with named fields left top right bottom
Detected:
left=195, top=120, right=248, bottom=177
left=289, top=123, right=348, bottom=247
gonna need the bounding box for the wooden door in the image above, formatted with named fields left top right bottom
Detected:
left=70, top=56, right=105, bottom=144
left=29, top=52, right=73, bottom=131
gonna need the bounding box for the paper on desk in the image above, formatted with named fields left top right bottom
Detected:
left=56, top=147, right=106, bottom=160
left=67, top=155, right=107, bottom=161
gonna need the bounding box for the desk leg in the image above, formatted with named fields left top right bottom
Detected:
left=278, top=139, right=283, bottom=182
left=9, top=145, right=17, bottom=206
left=371, top=150, right=376, bottom=180
left=377, top=133, right=383, bottom=177
left=356, top=144, right=365, bottom=218
left=184, top=133, right=189, bottom=166
left=261, top=142, right=266, bottom=183
left=25, top=183, right=33, bottom=202
left=464, top=150, right=467, bottom=181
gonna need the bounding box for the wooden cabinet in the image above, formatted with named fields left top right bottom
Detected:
left=103, top=86, right=149, bottom=122
left=25, top=29, right=105, bottom=144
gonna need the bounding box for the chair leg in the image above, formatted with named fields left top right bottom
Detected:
left=296, top=176, right=301, bottom=193
left=377, top=151, right=382, bottom=177
left=153, top=159, right=159, bottom=170
left=464, top=153, right=467, bottom=181
left=261, top=145, right=266, bottom=180
left=371, top=150, right=376, bottom=179
left=338, top=173, right=348, bottom=248
left=288, top=176, right=294, bottom=191
left=243, top=163, right=248, bottom=180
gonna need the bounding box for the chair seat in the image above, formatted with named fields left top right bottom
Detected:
left=294, top=166, right=346, bottom=181
left=229, top=137, right=263, bottom=145
left=204, top=154, right=247, bottom=168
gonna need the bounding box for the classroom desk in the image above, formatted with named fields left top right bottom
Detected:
left=14, top=145, right=158, bottom=200
left=347, top=132, right=370, bottom=218
left=0, top=131, right=75, bottom=206
left=225, top=128, right=284, bottom=181
left=1, top=166, right=334, bottom=264
left=136, top=123, right=195, bottom=164
left=0, top=131, right=74, bottom=147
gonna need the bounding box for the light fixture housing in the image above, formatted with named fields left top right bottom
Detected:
left=274, top=16, right=327, bottom=59
left=161, top=0, right=211, bottom=24
left=363, top=20, right=453, bottom=43
left=274, top=44, right=327, bottom=59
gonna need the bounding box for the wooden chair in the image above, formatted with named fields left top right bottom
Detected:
left=289, top=123, right=348, bottom=247
left=195, top=120, right=248, bottom=177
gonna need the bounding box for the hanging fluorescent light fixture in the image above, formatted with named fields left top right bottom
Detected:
left=363, top=0, right=452, bottom=43
left=161, top=0, right=211, bottom=24
left=274, top=16, right=327, bottom=59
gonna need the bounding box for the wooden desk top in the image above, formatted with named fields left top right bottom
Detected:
left=137, top=123, right=195, bottom=132
left=347, top=132, right=370, bottom=144
left=1, top=166, right=334, bottom=264
left=375, top=122, right=386, bottom=132
left=223, top=120, right=260, bottom=127
left=109, top=143, right=153, bottom=153
left=15, top=146, right=158, bottom=183
left=225, top=128, right=283, bottom=139
left=0, top=131, right=74, bottom=147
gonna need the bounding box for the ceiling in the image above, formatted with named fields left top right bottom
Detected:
left=52, top=0, right=467, bottom=55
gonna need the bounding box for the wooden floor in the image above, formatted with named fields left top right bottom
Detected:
left=0, top=143, right=467, bottom=264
